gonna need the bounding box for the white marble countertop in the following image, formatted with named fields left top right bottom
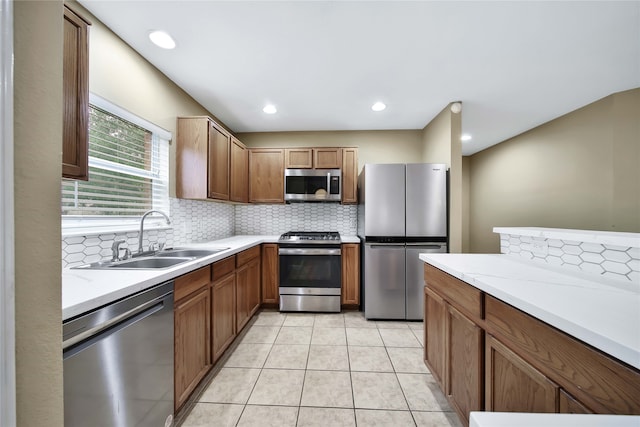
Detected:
left=470, top=412, right=640, bottom=427
left=493, top=227, right=640, bottom=248
left=63, top=234, right=360, bottom=321
left=419, top=253, right=640, bottom=370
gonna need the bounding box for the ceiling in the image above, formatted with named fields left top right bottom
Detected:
left=78, top=1, right=640, bottom=155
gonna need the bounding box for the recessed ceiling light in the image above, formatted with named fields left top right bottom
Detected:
left=149, top=30, right=176, bottom=49
left=371, top=102, right=386, bottom=112
left=461, top=134, right=472, bottom=142
left=263, top=104, right=277, bottom=114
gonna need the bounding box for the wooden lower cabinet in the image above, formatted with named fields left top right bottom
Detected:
left=236, top=250, right=261, bottom=332
left=212, top=272, right=236, bottom=363
left=261, top=243, right=279, bottom=305
left=448, top=305, right=483, bottom=424
left=485, top=334, right=558, bottom=413
left=424, top=264, right=640, bottom=426
left=174, top=267, right=212, bottom=411
left=424, top=287, right=446, bottom=389
left=341, top=243, right=360, bottom=306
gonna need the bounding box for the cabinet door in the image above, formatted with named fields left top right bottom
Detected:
left=62, top=6, right=90, bottom=180
left=341, top=148, right=358, bottom=204
left=236, top=264, right=251, bottom=332
left=285, top=148, right=313, bottom=168
left=174, top=287, right=211, bottom=410
left=314, top=148, right=342, bottom=169
left=485, top=334, right=559, bottom=413
left=208, top=122, right=230, bottom=200
left=261, top=244, right=279, bottom=304
left=249, top=149, right=284, bottom=203
left=247, top=257, right=262, bottom=317
left=424, top=287, right=446, bottom=390
left=230, top=137, right=248, bottom=203
left=341, top=243, right=360, bottom=305
left=212, top=273, right=236, bottom=362
left=176, top=118, right=209, bottom=199
left=447, top=304, right=483, bottom=425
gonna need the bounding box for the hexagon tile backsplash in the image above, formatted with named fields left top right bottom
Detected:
left=499, top=232, right=640, bottom=284
left=62, top=199, right=358, bottom=268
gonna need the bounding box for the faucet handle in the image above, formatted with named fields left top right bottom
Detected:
left=111, top=239, right=125, bottom=261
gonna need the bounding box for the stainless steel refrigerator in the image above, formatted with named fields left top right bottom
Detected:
left=358, top=163, right=448, bottom=320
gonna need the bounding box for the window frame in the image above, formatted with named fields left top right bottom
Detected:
left=61, top=93, right=172, bottom=236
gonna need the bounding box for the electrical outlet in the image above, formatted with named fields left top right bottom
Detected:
left=522, top=240, right=549, bottom=256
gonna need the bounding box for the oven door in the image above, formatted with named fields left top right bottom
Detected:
left=278, top=246, right=342, bottom=295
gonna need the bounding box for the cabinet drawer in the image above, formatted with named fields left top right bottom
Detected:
left=236, top=245, right=260, bottom=267
left=485, top=295, right=640, bottom=415
left=213, top=256, right=236, bottom=281
left=424, top=264, right=483, bottom=321
left=175, top=266, right=211, bottom=302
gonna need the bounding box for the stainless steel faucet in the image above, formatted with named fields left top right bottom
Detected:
left=138, top=210, right=171, bottom=254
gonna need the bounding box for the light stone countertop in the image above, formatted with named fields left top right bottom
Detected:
left=419, top=253, right=640, bottom=370
left=470, top=412, right=640, bottom=427
left=493, top=227, right=640, bottom=248
left=63, top=234, right=360, bottom=321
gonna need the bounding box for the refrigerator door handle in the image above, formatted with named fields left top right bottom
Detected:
left=368, top=243, right=405, bottom=248
left=405, top=243, right=443, bottom=249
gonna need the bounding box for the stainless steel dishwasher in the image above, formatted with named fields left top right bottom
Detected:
left=63, top=281, right=174, bottom=427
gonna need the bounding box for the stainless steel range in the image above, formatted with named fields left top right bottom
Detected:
left=278, top=231, right=342, bottom=312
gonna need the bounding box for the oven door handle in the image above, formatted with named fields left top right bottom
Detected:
left=278, top=248, right=341, bottom=256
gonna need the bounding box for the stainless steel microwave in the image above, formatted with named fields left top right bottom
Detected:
left=284, top=169, right=341, bottom=202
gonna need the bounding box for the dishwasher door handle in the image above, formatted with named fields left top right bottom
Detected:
left=63, top=300, right=165, bottom=359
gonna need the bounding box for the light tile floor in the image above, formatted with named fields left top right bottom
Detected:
left=182, top=311, right=462, bottom=427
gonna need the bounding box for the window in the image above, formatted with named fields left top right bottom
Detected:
left=62, top=94, right=171, bottom=233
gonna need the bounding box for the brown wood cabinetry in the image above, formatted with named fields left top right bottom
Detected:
left=341, top=148, right=358, bottom=204
left=284, top=148, right=343, bottom=169
left=424, top=287, right=446, bottom=389
left=62, top=6, right=90, bottom=180
left=211, top=257, right=236, bottom=362
left=485, top=334, right=558, bottom=413
left=249, top=149, right=284, bottom=203
left=424, top=264, right=484, bottom=426
left=174, top=266, right=212, bottom=410
left=448, top=305, right=483, bottom=421
left=208, top=122, right=230, bottom=200
left=341, top=243, right=360, bottom=306
left=230, top=137, right=249, bottom=202
left=176, top=117, right=232, bottom=201
left=314, top=148, right=342, bottom=169
left=235, top=246, right=261, bottom=332
left=261, top=243, right=279, bottom=305
left=285, top=148, right=313, bottom=168
left=424, top=264, right=640, bottom=426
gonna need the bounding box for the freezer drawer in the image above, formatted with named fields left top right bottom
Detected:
left=406, top=243, right=447, bottom=320
left=364, top=243, right=406, bottom=319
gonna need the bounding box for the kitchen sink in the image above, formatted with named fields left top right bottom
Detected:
left=71, top=247, right=229, bottom=270
left=155, top=248, right=229, bottom=258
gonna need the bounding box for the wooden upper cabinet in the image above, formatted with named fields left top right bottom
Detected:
left=207, top=122, right=230, bottom=200
left=341, top=148, right=358, bottom=204
left=249, top=149, right=284, bottom=203
left=62, top=6, right=90, bottom=181
left=177, top=117, right=232, bottom=201
left=284, top=148, right=343, bottom=169
left=230, top=137, right=248, bottom=203
left=314, top=148, right=342, bottom=169
left=285, top=148, right=313, bottom=168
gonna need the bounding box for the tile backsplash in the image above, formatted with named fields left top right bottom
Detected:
left=62, top=200, right=357, bottom=268
left=499, top=233, right=640, bottom=284
left=235, top=203, right=357, bottom=235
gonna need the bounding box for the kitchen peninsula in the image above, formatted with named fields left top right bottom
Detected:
left=420, top=227, right=640, bottom=426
